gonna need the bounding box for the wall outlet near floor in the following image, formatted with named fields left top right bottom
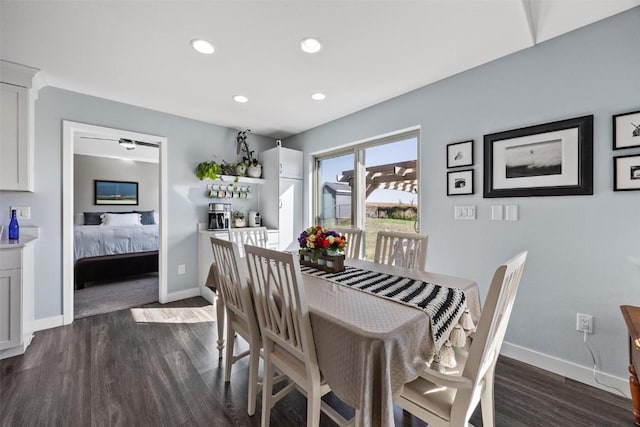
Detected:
left=576, top=313, right=593, bottom=334
left=178, top=264, right=186, bottom=275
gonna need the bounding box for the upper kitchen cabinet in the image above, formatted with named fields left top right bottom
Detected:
left=0, top=60, right=43, bottom=192
left=269, top=144, right=303, bottom=179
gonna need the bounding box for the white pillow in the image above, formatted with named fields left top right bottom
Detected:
left=101, top=213, right=141, bottom=226
left=153, top=211, right=159, bottom=224
left=74, top=213, right=84, bottom=225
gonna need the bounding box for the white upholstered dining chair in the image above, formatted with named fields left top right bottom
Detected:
left=209, top=237, right=262, bottom=416
left=395, top=251, right=528, bottom=427
left=244, top=244, right=353, bottom=427
left=228, top=226, right=269, bottom=256
left=332, top=227, right=363, bottom=259
left=373, top=231, right=428, bottom=270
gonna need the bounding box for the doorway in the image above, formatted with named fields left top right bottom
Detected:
left=62, top=121, right=168, bottom=325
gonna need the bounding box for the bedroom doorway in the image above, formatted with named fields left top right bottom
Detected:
left=62, top=121, right=168, bottom=325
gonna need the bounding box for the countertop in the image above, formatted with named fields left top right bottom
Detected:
left=197, top=223, right=277, bottom=233
left=0, top=226, right=40, bottom=249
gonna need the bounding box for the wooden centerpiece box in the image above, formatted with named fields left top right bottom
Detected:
left=299, top=250, right=345, bottom=273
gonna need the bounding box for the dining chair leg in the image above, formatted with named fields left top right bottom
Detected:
left=247, top=343, right=260, bottom=416
left=480, top=366, right=496, bottom=427
left=261, top=349, right=274, bottom=427
left=216, top=295, right=225, bottom=360
left=224, top=320, right=235, bottom=383
left=307, top=382, right=321, bottom=427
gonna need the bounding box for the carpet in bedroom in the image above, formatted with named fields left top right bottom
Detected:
left=74, top=272, right=159, bottom=319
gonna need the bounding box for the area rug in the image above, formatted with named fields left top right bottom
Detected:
left=74, top=272, right=159, bottom=319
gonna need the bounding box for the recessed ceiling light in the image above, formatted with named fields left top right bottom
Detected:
left=300, top=37, right=322, bottom=53
left=311, top=92, right=326, bottom=101
left=233, top=95, right=248, bottom=103
left=190, top=38, right=215, bottom=55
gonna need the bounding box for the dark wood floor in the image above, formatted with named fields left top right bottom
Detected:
left=0, top=297, right=633, bottom=426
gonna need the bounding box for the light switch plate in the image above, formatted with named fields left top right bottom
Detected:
left=178, top=264, right=186, bottom=275
left=491, top=205, right=503, bottom=221
left=505, top=205, right=518, bottom=221
left=10, top=206, right=30, bottom=220
left=454, top=205, right=476, bottom=220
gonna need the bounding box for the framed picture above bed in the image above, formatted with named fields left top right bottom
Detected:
left=95, top=180, right=139, bottom=205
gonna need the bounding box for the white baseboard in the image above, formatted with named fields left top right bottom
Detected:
left=501, top=341, right=630, bottom=399
left=165, top=287, right=202, bottom=303
left=34, top=315, right=64, bottom=331
left=200, top=285, right=215, bottom=304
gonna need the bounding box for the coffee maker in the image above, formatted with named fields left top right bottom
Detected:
left=208, top=203, right=231, bottom=230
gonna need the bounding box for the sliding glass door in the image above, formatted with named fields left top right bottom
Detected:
left=314, top=130, right=419, bottom=259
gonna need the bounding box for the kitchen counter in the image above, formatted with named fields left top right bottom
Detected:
left=0, top=227, right=39, bottom=248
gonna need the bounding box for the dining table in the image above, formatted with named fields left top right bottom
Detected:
left=301, top=258, right=481, bottom=427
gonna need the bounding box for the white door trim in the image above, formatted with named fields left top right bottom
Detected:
left=62, top=121, right=169, bottom=325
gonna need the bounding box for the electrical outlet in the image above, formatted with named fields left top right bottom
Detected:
left=576, top=313, right=593, bottom=334
left=178, top=264, right=186, bottom=275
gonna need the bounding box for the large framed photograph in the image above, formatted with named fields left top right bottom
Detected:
left=95, top=180, right=139, bottom=205
left=613, top=109, right=640, bottom=150
left=614, top=154, right=640, bottom=191
left=447, top=169, right=474, bottom=196
left=483, top=115, right=593, bottom=198
left=447, top=140, right=473, bottom=168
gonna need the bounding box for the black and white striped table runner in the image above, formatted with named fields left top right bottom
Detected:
left=300, top=265, right=467, bottom=349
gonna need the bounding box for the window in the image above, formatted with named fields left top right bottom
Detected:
left=314, top=130, right=419, bottom=259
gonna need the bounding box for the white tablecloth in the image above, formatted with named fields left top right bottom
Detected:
left=302, top=259, right=481, bottom=427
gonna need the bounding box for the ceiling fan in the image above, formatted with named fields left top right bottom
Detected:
left=80, top=136, right=159, bottom=150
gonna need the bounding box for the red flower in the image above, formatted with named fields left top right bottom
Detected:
left=323, top=240, right=330, bottom=248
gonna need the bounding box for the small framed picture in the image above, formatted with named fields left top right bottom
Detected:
left=613, top=110, right=640, bottom=150
left=447, top=140, right=474, bottom=168
left=614, top=154, right=640, bottom=191
left=447, top=169, right=474, bottom=196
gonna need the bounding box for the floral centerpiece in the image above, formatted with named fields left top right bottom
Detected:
left=298, top=226, right=348, bottom=271
left=299, top=226, right=347, bottom=258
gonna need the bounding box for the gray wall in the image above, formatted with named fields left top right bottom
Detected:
left=0, top=88, right=273, bottom=319
left=285, top=8, right=640, bottom=379
left=74, top=154, right=159, bottom=213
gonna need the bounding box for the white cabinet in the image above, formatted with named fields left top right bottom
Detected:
left=0, top=267, right=21, bottom=350
left=260, top=146, right=304, bottom=250
left=0, top=61, right=41, bottom=192
left=0, top=236, right=36, bottom=359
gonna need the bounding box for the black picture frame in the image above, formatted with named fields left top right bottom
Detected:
left=483, top=115, right=593, bottom=198
left=613, top=154, right=640, bottom=191
left=446, top=140, right=474, bottom=168
left=94, top=180, right=139, bottom=205
left=447, top=169, right=474, bottom=196
left=613, top=109, right=640, bottom=150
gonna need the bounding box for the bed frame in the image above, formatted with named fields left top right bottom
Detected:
left=75, top=250, right=158, bottom=290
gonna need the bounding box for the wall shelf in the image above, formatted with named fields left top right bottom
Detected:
left=216, top=175, right=265, bottom=185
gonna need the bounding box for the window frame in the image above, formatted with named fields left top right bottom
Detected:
left=312, top=128, right=421, bottom=234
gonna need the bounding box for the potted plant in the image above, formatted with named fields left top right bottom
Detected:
left=236, top=129, right=262, bottom=178
left=195, top=160, right=221, bottom=181
left=232, top=210, right=246, bottom=228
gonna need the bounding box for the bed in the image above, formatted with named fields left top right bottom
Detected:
left=74, top=214, right=159, bottom=289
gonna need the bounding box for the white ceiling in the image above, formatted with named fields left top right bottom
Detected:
left=2, top=1, right=638, bottom=138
